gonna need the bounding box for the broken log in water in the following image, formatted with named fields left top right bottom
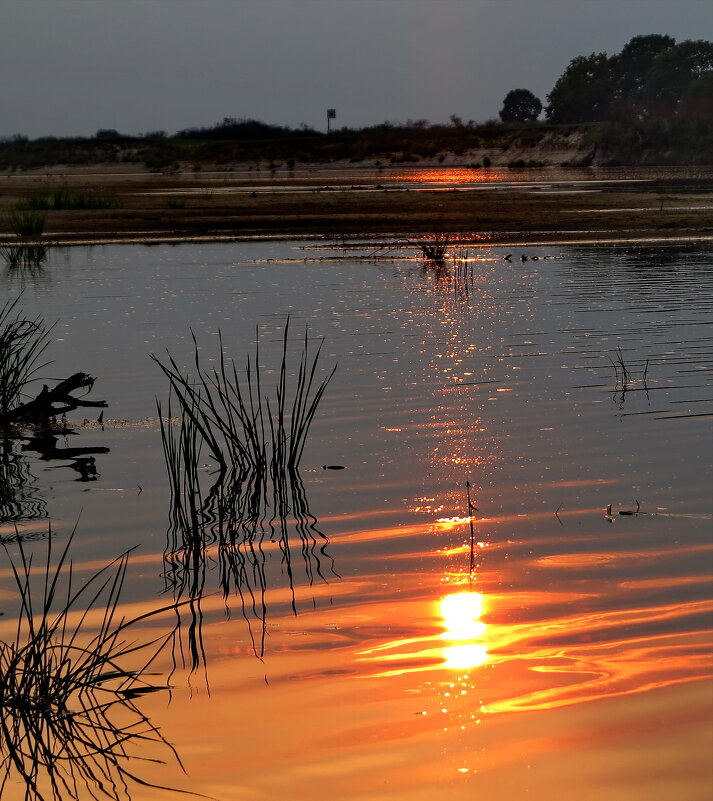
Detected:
left=0, top=372, right=107, bottom=426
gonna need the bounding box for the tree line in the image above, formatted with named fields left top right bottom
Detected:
left=501, top=34, right=712, bottom=124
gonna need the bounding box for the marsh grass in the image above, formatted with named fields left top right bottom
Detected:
left=153, top=320, right=336, bottom=480
left=154, top=321, right=337, bottom=666
left=8, top=211, right=45, bottom=238
left=159, top=403, right=336, bottom=666
left=369, top=233, right=454, bottom=265
left=0, top=297, right=53, bottom=418
left=18, top=189, right=118, bottom=211
left=2, top=211, right=49, bottom=268
left=0, top=529, right=194, bottom=801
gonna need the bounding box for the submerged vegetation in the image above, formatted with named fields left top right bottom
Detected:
left=0, top=531, right=189, bottom=801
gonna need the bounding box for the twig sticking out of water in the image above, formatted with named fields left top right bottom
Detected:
left=605, top=500, right=645, bottom=519
left=619, top=499, right=642, bottom=516
left=608, top=347, right=651, bottom=404
left=609, top=346, right=631, bottom=390
left=555, top=503, right=564, bottom=525
left=466, top=481, right=477, bottom=574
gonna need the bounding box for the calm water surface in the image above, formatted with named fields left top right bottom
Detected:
left=1, top=239, right=711, bottom=800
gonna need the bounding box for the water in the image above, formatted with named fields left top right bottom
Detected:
left=1, top=239, right=711, bottom=800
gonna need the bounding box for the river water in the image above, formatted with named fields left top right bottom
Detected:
left=1, top=237, right=711, bottom=800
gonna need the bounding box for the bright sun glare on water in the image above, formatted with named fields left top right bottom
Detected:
left=439, top=592, right=489, bottom=669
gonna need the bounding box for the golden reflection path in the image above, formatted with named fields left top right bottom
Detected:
left=355, top=511, right=713, bottom=720
left=391, top=168, right=516, bottom=186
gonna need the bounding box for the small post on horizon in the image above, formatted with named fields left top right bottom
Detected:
left=327, top=108, right=336, bottom=133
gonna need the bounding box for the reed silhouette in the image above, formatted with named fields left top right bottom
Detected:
left=154, top=321, right=338, bottom=670
left=0, top=529, right=195, bottom=800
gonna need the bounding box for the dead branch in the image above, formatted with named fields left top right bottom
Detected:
left=0, top=372, right=107, bottom=426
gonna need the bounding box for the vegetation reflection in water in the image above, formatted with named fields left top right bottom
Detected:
left=154, top=320, right=339, bottom=670
left=0, top=297, right=110, bottom=523
left=0, top=439, right=47, bottom=524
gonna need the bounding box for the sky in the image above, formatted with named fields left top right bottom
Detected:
left=1, top=0, right=712, bottom=139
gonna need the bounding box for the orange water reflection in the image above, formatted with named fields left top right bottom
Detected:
left=354, top=512, right=713, bottom=720
left=391, top=168, right=514, bottom=185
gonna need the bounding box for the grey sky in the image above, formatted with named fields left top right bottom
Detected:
left=2, top=0, right=712, bottom=139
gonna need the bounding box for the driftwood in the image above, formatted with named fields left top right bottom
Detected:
left=0, top=372, right=107, bottom=426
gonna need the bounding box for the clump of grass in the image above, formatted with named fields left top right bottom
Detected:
left=0, top=297, right=53, bottom=418
left=0, top=529, right=192, bottom=801
left=155, top=321, right=338, bottom=665
left=153, top=320, right=336, bottom=479
left=611, top=346, right=632, bottom=387
left=9, top=210, right=45, bottom=238
left=159, top=391, right=337, bottom=666
left=2, top=210, right=49, bottom=268
left=18, top=189, right=118, bottom=211
left=414, top=233, right=451, bottom=263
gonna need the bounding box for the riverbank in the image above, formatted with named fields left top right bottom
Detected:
left=1, top=165, right=712, bottom=246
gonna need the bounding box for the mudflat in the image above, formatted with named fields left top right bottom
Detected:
left=1, top=165, right=712, bottom=245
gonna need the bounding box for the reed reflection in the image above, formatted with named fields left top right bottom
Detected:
left=0, top=437, right=46, bottom=524
left=420, top=247, right=479, bottom=301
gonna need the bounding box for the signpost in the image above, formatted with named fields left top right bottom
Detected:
left=327, top=108, right=336, bottom=133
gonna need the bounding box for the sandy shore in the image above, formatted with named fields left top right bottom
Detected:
left=1, top=165, right=712, bottom=246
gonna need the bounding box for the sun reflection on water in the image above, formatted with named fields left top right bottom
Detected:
left=439, top=592, right=489, bottom=670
